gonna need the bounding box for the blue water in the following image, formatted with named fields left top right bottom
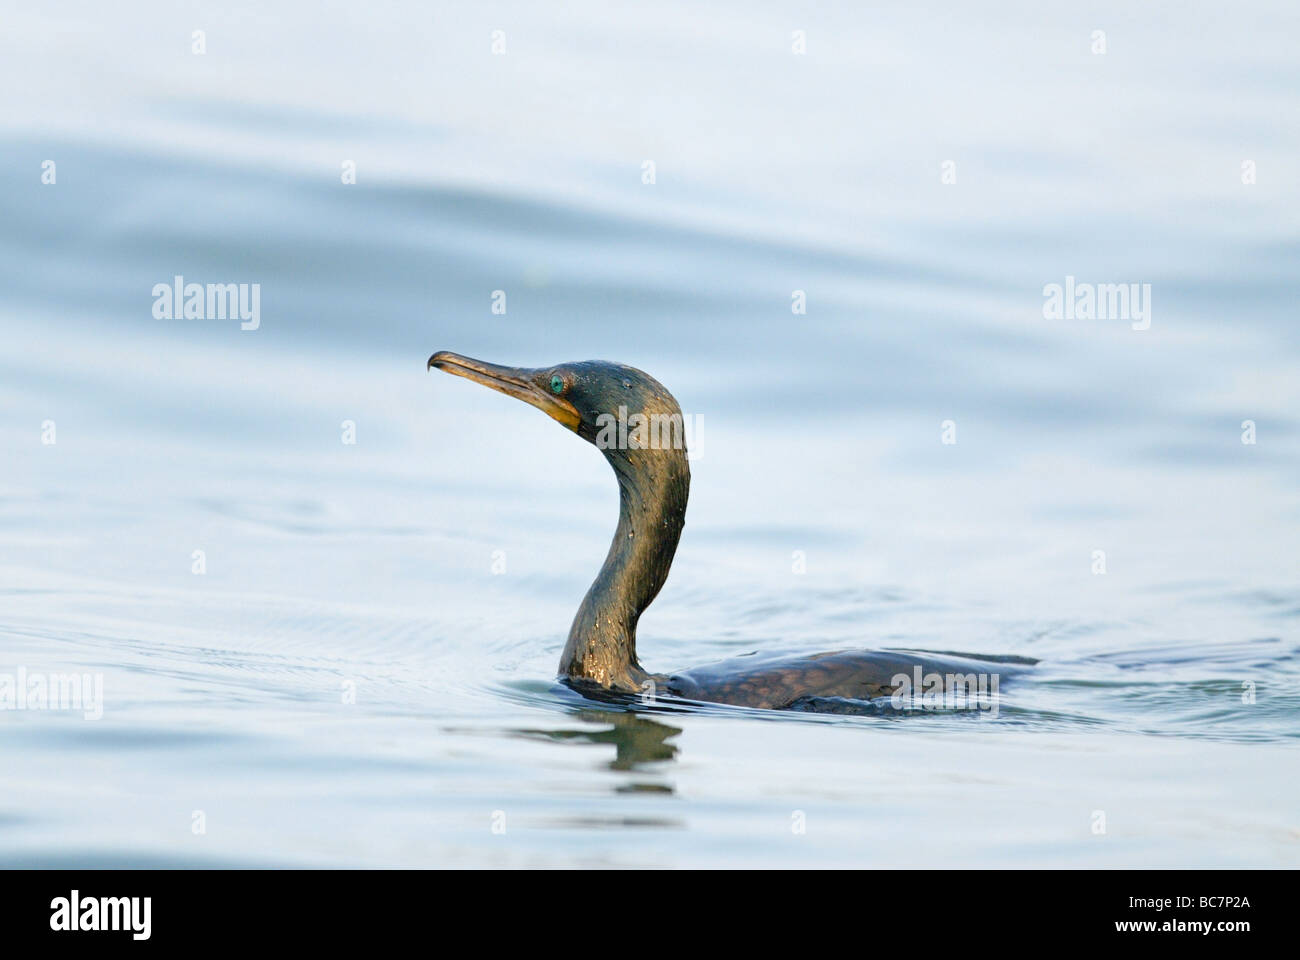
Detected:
left=1, top=1, right=1298, bottom=867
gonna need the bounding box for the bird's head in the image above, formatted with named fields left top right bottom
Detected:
left=427, top=351, right=689, bottom=463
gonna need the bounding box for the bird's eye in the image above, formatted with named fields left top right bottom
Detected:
left=549, top=375, right=565, bottom=394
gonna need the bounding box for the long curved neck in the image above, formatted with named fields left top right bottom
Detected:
left=560, top=446, right=689, bottom=692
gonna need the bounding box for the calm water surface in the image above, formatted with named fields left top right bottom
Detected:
left=1, top=2, right=1298, bottom=866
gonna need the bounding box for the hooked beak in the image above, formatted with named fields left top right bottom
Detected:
left=428, top=351, right=581, bottom=432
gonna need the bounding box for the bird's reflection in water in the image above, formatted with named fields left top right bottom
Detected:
left=515, top=707, right=680, bottom=785
left=530, top=709, right=685, bottom=828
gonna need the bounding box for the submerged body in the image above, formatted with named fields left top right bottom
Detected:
left=429, top=351, right=1032, bottom=710
left=663, top=648, right=1031, bottom=710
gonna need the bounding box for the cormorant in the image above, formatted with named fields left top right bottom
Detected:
left=429, top=352, right=1030, bottom=712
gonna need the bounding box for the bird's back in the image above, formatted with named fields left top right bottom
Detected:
left=665, top=648, right=1035, bottom=710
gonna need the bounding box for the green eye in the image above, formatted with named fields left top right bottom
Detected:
left=549, top=375, right=564, bottom=394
